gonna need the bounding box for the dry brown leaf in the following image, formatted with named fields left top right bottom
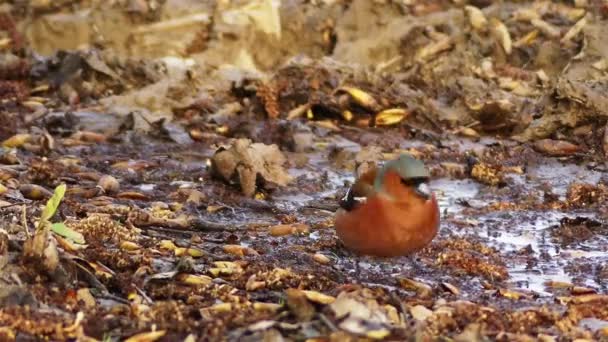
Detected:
left=211, top=139, right=292, bottom=197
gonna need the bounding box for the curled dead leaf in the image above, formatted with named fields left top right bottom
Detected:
left=116, top=191, right=149, bottom=200
left=533, top=139, right=580, bottom=156
left=177, top=273, right=213, bottom=286
left=246, top=274, right=266, bottom=291
left=253, top=302, right=282, bottom=312
left=158, top=240, right=177, bottom=251
left=410, top=305, right=433, bottom=321
left=210, top=303, right=232, bottom=312
left=374, top=108, right=409, bottom=126
left=302, top=290, right=335, bottom=304
left=498, top=288, right=531, bottom=300
left=285, top=288, right=316, bottom=321
left=223, top=244, right=258, bottom=257
left=335, top=86, right=380, bottom=112
left=269, top=223, right=310, bottom=237
left=19, top=184, right=52, bottom=200
left=441, top=282, right=460, bottom=295
left=399, top=277, right=433, bottom=298
left=211, top=139, right=292, bottom=197
left=2, top=133, right=31, bottom=148
left=124, top=330, right=166, bottom=342
left=209, top=261, right=243, bottom=277
left=120, top=241, right=141, bottom=251
left=175, top=247, right=205, bottom=258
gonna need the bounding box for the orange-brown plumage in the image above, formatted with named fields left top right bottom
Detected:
left=335, top=154, right=440, bottom=257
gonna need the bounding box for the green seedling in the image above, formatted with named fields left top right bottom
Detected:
left=39, top=184, right=85, bottom=244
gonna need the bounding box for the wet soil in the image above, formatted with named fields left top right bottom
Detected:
left=0, top=0, right=607, bottom=341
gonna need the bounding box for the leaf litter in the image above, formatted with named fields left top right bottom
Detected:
left=0, top=0, right=606, bottom=341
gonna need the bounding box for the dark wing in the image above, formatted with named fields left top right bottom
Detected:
left=339, top=186, right=367, bottom=211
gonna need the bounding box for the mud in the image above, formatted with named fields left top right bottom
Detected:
left=0, top=0, right=607, bottom=341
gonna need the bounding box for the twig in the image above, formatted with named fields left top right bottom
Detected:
left=301, top=201, right=339, bottom=212
left=318, top=313, right=338, bottom=332
left=21, top=205, right=30, bottom=238
left=134, top=285, right=154, bottom=305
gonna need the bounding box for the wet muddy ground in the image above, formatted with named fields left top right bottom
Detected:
left=0, top=0, right=608, bottom=341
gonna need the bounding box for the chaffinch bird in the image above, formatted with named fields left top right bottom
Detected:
left=335, top=154, right=440, bottom=257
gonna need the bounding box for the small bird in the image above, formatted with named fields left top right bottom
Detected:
left=334, top=154, right=440, bottom=257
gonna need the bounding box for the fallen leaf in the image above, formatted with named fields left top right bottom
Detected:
left=211, top=139, right=292, bottom=197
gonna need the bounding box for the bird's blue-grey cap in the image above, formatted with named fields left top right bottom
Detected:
left=374, top=154, right=430, bottom=190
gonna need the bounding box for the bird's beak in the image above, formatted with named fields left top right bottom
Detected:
left=414, top=182, right=432, bottom=200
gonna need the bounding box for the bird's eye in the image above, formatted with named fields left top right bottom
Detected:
left=400, top=177, right=431, bottom=199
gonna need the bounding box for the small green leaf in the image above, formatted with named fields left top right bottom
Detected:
left=51, top=222, right=85, bottom=244
left=41, top=183, right=66, bottom=223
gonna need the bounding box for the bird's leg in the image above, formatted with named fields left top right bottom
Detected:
left=408, top=254, right=422, bottom=274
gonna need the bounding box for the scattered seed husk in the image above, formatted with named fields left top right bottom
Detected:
left=19, top=184, right=52, bottom=200
left=465, top=5, right=487, bottom=30
left=491, top=18, right=512, bottom=55
left=313, top=253, right=330, bottom=264
left=561, top=14, right=588, bottom=44
left=442, top=282, right=460, bottom=295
